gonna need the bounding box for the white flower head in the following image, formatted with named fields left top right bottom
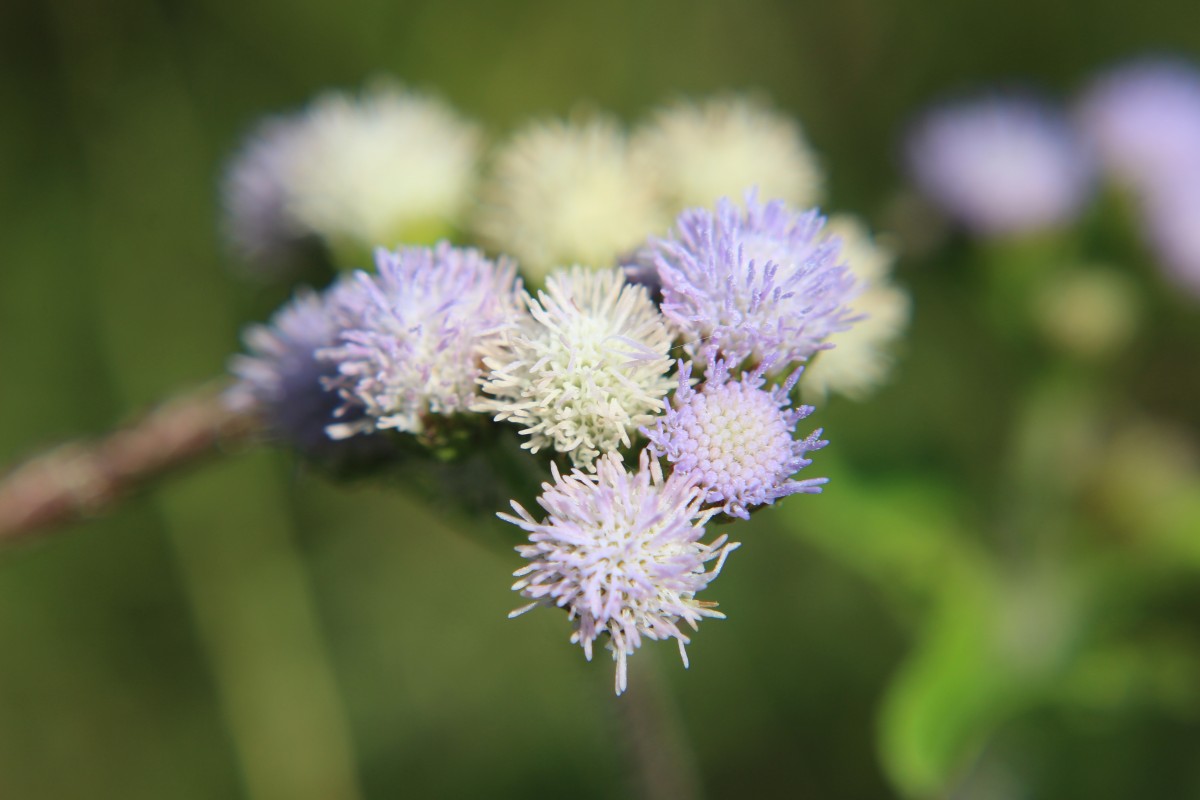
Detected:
left=475, top=266, right=675, bottom=468
left=503, top=450, right=739, bottom=695
left=284, top=82, right=481, bottom=253
left=803, top=217, right=911, bottom=401
left=474, top=116, right=665, bottom=283
left=632, top=94, right=824, bottom=214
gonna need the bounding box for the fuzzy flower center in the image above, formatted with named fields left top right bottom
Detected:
left=676, top=382, right=794, bottom=494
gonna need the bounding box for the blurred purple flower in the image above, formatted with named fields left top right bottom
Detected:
left=1076, top=58, right=1200, bottom=190
left=220, top=117, right=311, bottom=279
left=643, top=358, right=827, bottom=519
left=906, top=96, right=1094, bottom=236
left=503, top=450, right=738, bottom=695
left=321, top=242, right=522, bottom=438
left=1141, top=176, right=1200, bottom=298
left=228, top=279, right=395, bottom=468
left=644, top=193, right=860, bottom=371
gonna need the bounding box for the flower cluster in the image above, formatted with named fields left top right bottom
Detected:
left=224, top=83, right=905, bottom=693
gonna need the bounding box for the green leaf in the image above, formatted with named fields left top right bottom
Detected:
left=877, top=564, right=1019, bottom=798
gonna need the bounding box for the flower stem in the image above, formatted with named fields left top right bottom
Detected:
left=613, top=655, right=705, bottom=800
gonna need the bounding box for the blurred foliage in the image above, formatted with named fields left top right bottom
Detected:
left=3, top=0, right=1200, bottom=798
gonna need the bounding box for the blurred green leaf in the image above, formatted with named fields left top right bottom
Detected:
left=780, top=455, right=976, bottom=610
left=877, top=564, right=1017, bottom=798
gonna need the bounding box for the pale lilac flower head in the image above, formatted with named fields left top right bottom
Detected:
left=228, top=279, right=395, bottom=467
left=906, top=96, right=1094, bottom=236
left=503, top=450, right=739, bottom=695
left=321, top=242, right=522, bottom=437
left=643, top=358, right=827, bottom=520
left=1077, top=58, right=1200, bottom=190
left=645, top=193, right=860, bottom=371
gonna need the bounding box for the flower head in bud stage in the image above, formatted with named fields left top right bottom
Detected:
left=802, top=216, right=911, bottom=401
left=227, top=280, right=396, bottom=468
left=220, top=117, right=312, bottom=280
left=906, top=96, right=1094, bottom=236
left=283, top=83, right=481, bottom=254
left=321, top=243, right=522, bottom=438
left=646, top=193, right=860, bottom=372
left=473, top=116, right=665, bottom=284
left=1076, top=58, right=1200, bottom=191
left=503, top=450, right=739, bottom=695
left=475, top=267, right=675, bottom=469
left=632, top=94, right=823, bottom=214
left=643, top=358, right=827, bottom=520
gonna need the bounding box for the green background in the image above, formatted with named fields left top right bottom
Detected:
left=2, top=1, right=1200, bottom=798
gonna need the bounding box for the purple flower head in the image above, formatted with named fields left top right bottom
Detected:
left=220, top=117, right=312, bottom=280
left=228, top=279, right=396, bottom=468
left=1077, top=58, right=1200, bottom=190
left=646, top=193, right=860, bottom=371
left=642, top=357, right=828, bottom=520
left=906, top=96, right=1094, bottom=236
left=502, top=450, right=739, bottom=695
left=321, top=242, right=522, bottom=438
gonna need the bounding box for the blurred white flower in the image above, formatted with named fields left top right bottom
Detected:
left=631, top=95, right=823, bottom=214
left=474, top=116, right=664, bottom=283
left=803, top=216, right=910, bottom=401
left=284, top=83, right=482, bottom=255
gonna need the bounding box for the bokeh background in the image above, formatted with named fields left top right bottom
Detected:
left=3, top=1, right=1200, bottom=798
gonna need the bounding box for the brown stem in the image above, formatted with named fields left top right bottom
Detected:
left=0, top=383, right=260, bottom=542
